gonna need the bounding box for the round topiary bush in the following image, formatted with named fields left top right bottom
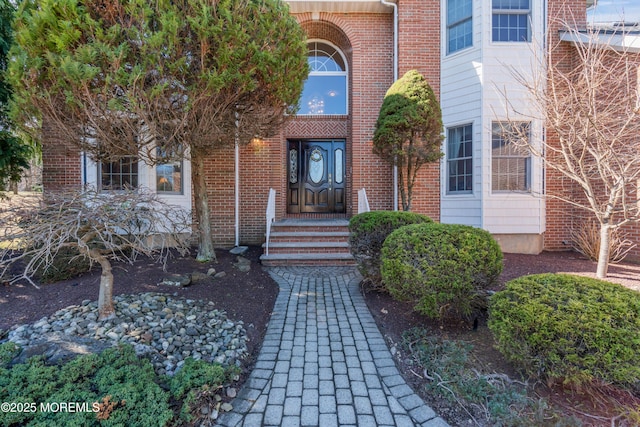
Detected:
left=488, top=274, right=640, bottom=391
left=349, top=211, right=432, bottom=290
left=380, top=222, right=503, bottom=318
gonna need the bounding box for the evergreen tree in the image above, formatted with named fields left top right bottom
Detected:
left=0, top=0, right=31, bottom=193
left=9, top=0, right=308, bottom=260
left=373, top=70, right=443, bottom=211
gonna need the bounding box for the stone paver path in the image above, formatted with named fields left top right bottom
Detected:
left=217, top=266, right=449, bottom=427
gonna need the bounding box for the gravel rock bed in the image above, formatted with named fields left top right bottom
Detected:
left=6, top=292, right=248, bottom=375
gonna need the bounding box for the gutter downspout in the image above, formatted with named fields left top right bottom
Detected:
left=234, top=110, right=240, bottom=247
left=381, top=0, right=399, bottom=211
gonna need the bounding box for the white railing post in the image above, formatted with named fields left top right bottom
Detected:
left=265, top=188, right=276, bottom=255
left=358, top=188, right=370, bottom=214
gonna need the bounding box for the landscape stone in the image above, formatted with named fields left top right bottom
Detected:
left=234, top=256, right=251, bottom=272
left=229, top=246, right=249, bottom=255
left=10, top=334, right=113, bottom=366
left=190, top=271, right=209, bottom=284
left=6, top=292, right=248, bottom=376
left=158, top=274, right=192, bottom=287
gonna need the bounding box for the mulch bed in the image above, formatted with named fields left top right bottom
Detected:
left=363, top=251, right=640, bottom=426
left=0, top=246, right=278, bottom=375
left=1, top=247, right=639, bottom=425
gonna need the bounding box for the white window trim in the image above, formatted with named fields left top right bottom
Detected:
left=491, top=0, right=532, bottom=43
left=82, top=149, right=192, bottom=213
left=446, top=122, right=474, bottom=194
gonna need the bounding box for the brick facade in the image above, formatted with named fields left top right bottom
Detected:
left=41, top=119, right=81, bottom=192
left=193, top=5, right=442, bottom=247
left=39, top=0, right=639, bottom=259
left=543, top=1, right=640, bottom=260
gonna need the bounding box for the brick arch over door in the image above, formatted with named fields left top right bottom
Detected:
left=287, top=14, right=379, bottom=216
left=297, top=16, right=358, bottom=121
left=295, top=13, right=361, bottom=59
left=284, top=18, right=354, bottom=139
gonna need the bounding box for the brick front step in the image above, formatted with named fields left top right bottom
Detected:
left=266, top=242, right=350, bottom=254
left=269, top=231, right=350, bottom=243
left=261, top=219, right=355, bottom=266
left=260, top=253, right=355, bottom=266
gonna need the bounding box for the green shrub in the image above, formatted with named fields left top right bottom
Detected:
left=34, top=246, right=92, bottom=283
left=348, top=210, right=431, bottom=289
left=0, top=342, right=20, bottom=367
left=0, top=344, right=241, bottom=426
left=170, top=358, right=231, bottom=399
left=489, top=274, right=640, bottom=391
left=381, top=222, right=503, bottom=318
left=170, top=358, right=238, bottom=422
left=0, top=345, right=173, bottom=427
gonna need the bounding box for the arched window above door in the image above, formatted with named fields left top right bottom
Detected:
left=299, top=41, right=348, bottom=115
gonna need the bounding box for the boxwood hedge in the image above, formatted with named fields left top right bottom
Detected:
left=489, top=273, right=640, bottom=391
left=380, top=222, right=503, bottom=318
left=348, top=210, right=431, bottom=289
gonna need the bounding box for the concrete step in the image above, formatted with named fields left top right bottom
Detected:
left=270, top=219, right=350, bottom=234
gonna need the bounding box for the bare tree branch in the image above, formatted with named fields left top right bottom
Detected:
left=0, top=188, right=191, bottom=318
left=503, top=19, right=640, bottom=278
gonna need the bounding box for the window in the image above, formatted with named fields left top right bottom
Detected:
left=492, top=0, right=530, bottom=42
left=156, top=147, right=183, bottom=194
left=156, top=163, right=181, bottom=193
left=491, top=122, right=531, bottom=192
left=299, top=41, right=347, bottom=115
left=100, top=156, right=138, bottom=191
left=447, top=0, right=473, bottom=54
left=447, top=124, right=473, bottom=193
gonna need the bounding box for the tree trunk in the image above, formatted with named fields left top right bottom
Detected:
left=596, top=223, right=611, bottom=279
left=191, top=149, right=216, bottom=262
left=95, top=254, right=115, bottom=320
left=399, top=164, right=411, bottom=211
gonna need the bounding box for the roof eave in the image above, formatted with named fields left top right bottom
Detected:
left=559, top=28, right=640, bottom=53
left=285, top=0, right=395, bottom=14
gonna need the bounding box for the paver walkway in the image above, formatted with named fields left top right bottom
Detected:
left=217, top=266, right=449, bottom=427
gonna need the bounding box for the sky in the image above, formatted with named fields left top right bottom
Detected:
left=587, top=0, right=640, bottom=25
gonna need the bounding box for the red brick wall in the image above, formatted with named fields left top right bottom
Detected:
left=544, top=1, right=640, bottom=261
left=185, top=5, right=445, bottom=246
left=397, top=0, right=441, bottom=220
left=201, top=11, right=397, bottom=246
left=544, top=0, right=587, bottom=252
left=41, top=119, right=82, bottom=192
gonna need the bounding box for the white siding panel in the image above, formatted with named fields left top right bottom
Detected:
left=440, top=0, right=548, bottom=237
left=484, top=196, right=545, bottom=234
left=441, top=0, right=484, bottom=229
left=477, top=0, right=547, bottom=236
left=440, top=199, right=482, bottom=227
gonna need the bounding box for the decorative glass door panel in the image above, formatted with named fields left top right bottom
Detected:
left=287, top=140, right=346, bottom=214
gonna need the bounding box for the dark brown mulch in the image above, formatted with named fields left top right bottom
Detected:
left=0, top=245, right=278, bottom=375
left=1, top=248, right=639, bottom=425
left=363, top=251, right=640, bottom=426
